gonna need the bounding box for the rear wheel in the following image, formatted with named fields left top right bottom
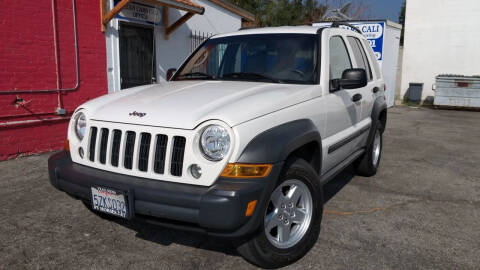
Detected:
left=355, top=121, right=383, bottom=176
left=237, top=158, right=323, bottom=269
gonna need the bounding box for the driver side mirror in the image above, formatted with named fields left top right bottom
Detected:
left=331, top=68, right=367, bottom=91
left=166, top=68, right=177, bottom=81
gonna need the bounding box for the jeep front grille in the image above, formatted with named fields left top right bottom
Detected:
left=88, top=127, right=186, bottom=177
left=153, top=134, right=168, bottom=174
left=138, top=133, right=151, bottom=172
left=111, top=129, right=122, bottom=167
left=124, top=131, right=136, bottom=169
left=171, top=136, right=186, bottom=176
left=89, top=127, right=97, bottom=162
left=99, top=128, right=109, bottom=164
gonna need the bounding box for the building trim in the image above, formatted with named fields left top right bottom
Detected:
left=208, top=0, right=255, bottom=22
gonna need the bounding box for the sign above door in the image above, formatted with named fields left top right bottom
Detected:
left=114, top=0, right=161, bottom=25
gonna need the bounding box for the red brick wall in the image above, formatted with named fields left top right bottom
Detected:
left=0, top=0, right=107, bottom=160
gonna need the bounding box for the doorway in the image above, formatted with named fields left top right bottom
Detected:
left=119, top=22, right=156, bottom=89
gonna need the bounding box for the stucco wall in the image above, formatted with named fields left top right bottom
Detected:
left=0, top=0, right=108, bottom=160
left=400, top=0, right=480, bottom=102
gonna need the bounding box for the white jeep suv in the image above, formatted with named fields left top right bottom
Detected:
left=49, top=23, right=387, bottom=268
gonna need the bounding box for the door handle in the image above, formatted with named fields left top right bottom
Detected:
left=352, top=93, right=362, bottom=102
left=372, top=87, right=380, bottom=93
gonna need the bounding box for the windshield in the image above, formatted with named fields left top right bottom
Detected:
left=174, top=34, right=319, bottom=84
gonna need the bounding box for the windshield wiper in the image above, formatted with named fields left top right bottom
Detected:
left=177, top=72, right=215, bottom=79
left=221, top=72, right=281, bottom=83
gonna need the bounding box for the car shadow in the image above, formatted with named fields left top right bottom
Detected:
left=322, top=165, right=355, bottom=203
left=109, top=166, right=356, bottom=257
left=113, top=217, right=239, bottom=256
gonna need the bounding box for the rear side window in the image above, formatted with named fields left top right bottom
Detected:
left=347, top=37, right=372, bottom=80
left=329, top=36, right=352, bottom=80
left=347, top=36, right=373, bottom=81
left=362, top=39, right=381, bottom=79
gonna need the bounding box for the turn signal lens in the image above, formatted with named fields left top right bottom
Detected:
left=221, top=163, right=272, bottom=178
left=65, top=139, right=70, bottom=151
left=245, top=200, right=257, bottom=217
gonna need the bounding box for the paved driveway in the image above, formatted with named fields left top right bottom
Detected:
left=1, top=106, right=479, bottom=269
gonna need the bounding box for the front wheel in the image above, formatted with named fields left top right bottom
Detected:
left=237, top=158, right=323, bottom=269
left=355, top=121, right=383, bottom=176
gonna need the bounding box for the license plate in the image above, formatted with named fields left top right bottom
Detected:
left=91, top=187, right=128, bottom=218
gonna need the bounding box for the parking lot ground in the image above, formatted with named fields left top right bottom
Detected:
left=1, top=106, right=480, bottom=270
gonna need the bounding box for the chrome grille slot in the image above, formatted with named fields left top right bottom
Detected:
left=89, top=127, right=98, bottom=162
left=171, top=136, right=186, bottom=176
left=111, top=129, right=122, bottom=167
left=99, top=128, right=109, bottom=164
left=138, top=133, right=151, bottom=172
left=153, top=134, right=168, bottom=174
left=124, top=131, right=136, bottom=170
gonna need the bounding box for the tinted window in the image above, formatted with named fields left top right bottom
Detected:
left=362, top=39, right=381, bottom=79
left=175, top=34, right=318, bottom=84
left=329, top=36, right=351, bottom=80
left=347, top=36, right=372, bottom=81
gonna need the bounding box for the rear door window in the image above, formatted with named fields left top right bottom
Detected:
left=347, top=36, right=373, bottom=81
left=362, top=39, right=381, bottom=79
left=356, top=39, right=373, bottom=81
left=347, top=37, right=369, bottom=76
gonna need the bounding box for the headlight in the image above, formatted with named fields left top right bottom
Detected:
left=200, top=125, right=230, bottom=161
left=74, top=112, right=87, bottom=140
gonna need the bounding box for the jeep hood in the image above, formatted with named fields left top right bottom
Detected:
left=81, top=81, right=319, bottom=129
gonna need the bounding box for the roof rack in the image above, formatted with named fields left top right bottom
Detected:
left=330, top=21, right=362, bottom=34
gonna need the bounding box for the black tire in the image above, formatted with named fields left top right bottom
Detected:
left=237, top=158, right=323, bottom=269
left=355, top=121, right=383, bottom=177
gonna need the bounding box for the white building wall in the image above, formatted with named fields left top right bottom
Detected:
left=105, top=0, right=242, bottom=92
left=400, top=0, right=480, bottom=102
left=155, top=0, right=242, bottom=82
left=382, top=23, right=401, bottom=107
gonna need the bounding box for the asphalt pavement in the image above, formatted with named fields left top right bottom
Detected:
left=1, top=106, right=479, bottom=269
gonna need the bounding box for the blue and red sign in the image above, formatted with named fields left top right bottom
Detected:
left=313, top=21, right=386, bottom=64
left=351, top=22, right=385, bottom=62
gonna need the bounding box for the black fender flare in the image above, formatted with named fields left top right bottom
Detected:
left=367, top=96, right=388, bottom=143
left=237, top=119, right=322, bottom=166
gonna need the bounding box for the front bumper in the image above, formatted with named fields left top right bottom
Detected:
left=48, top=151, right=282, bottom=237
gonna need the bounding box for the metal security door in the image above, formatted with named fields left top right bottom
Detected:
left=119, top=23, right=156, bottom=89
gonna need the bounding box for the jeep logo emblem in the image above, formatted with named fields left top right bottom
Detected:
left=129, top=111, right=146, bottom=117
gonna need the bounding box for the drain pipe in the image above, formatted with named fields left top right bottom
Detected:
left=51, top=0, right=65, bottom=114
left=0, top=0, right=79, bottom=126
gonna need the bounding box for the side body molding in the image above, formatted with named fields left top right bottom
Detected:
left=237, top=119, right=322, bottom=165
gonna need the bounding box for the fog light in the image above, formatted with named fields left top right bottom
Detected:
left=190, top=164, right=202, bottom=179
left=78, top=147, right=84, bottom=159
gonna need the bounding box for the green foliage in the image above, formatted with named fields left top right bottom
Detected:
left=231, top=0, right=345, bottom=26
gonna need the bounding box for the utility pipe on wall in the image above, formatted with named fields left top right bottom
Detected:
left=51, top=0, right=65, bottom=112
left=0, top=0, right=80, bottom=127
left=0, top=117, right=70, bottom=129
